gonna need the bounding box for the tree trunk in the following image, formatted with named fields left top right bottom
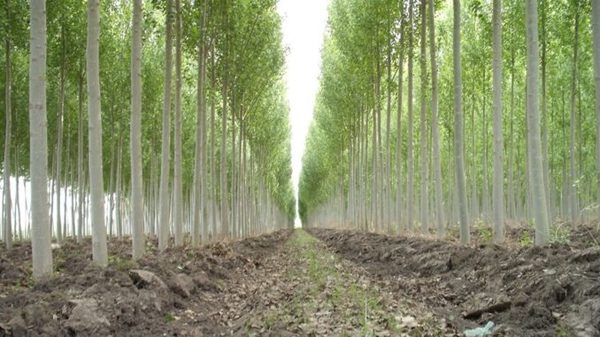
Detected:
left=87, top=0, right=108, bottom=265
left=453, top=0, right=469, bottom=244
left=173, top=0, right=183, bottom=246
left=396, top=5, right=405, bottom=232
left=4, top=2, right=12, bottom=248
left=428, top=0, right=443, bottom=237
left=131, top=0, right=144, bottom=258
left=419, top=0, right=428, bottom=233
left=492, top=0, right=504, bottom=243
left=592, top=0, right=600, bottom=220
left=526, top=0, right=550, bottom=245
left=54, top=26, right=66, bottom=244
left=193, top=1, right=207, bottom=245
left=77, top=60, right=84, bottom=242
left=568, top=3, right=580, bottom=224
left=407, top=0, right=415, bottom=231
left=30, top=0, right=53, bottom=279
left=508, top=35, right=516, bottom=220
left=158, top=0, right=173, bottom=250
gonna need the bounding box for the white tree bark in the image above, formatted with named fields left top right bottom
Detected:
left=158, top=0, right=173, bottom=250
left=87, top=0, right=108, bottom=266
left=419, top=0, right=429, bottom=232
left=526, top=0, right=550, bottom=245
left=592, top=0, right=600, bottom=219
left=193, top=1, right=207, bottom=246
left=453, top=0, right=469, bottom=244
left=29, top=0, right=53, bottom=279
left=428, top=0, right=444, bottom=238
left=4, top=5, right=12, bottom=248
left=173, top=0, right=183, bottom=246
left=407, top=0, right=415, bottom=231
left=492, top=0, right=504, bottom=243
left=130, top=0, right=144, bottom=258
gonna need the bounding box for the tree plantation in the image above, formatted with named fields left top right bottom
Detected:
left=1, top=0, right=295, bottom=275
left=299, top=0, right=600, bottom=246
left=1, top=0, right=600, bottom=336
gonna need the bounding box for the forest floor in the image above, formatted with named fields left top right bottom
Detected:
left=0, top=224, right=599, bottom=336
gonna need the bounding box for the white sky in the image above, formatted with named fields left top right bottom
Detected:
left=277, top=0, right=329, bottom=219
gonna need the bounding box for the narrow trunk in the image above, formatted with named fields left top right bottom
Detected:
left=77, top=60, right=84, bottom=242
left=30, top=0, right=53, bottom=278
left=526, top=0, right=550, bottom=245
left=568, top=3, right=580, bottom=224
left=419, top=0, right=428, bottom=232
left=131, top=0, right=145, bottom=258
left=158, top=0, right=173, bottom=250
left=396, top=5, right=405, bottom=231
left=428, top=0, right=444, bottom=237
left=193, top=1, right=207, bottom=245
left=3, top=5, right=12, bottom=248
left=173, top=0, right=183, bottom=246
left=492, top=0, right=504, bottom=243
left=453, top=0, right=469, bottom=244
left=55, top=26, right=66, bottom=243
left=592, top=0, right=600, bottom=219
left=407, top=0, right=415, bottom=231
left=87, top=0, right=108, bottom=265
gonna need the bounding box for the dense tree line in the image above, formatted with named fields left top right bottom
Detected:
left=1, top=0, right=295, bottom=278
left=299, top=0, right=600, bottom=246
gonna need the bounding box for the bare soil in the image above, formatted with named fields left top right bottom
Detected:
left=1, top=225, right=598, bottom=336
left=307, top=226, right=600, bottom=337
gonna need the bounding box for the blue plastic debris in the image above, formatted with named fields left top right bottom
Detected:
left=464, top=321, right=495, bottom=337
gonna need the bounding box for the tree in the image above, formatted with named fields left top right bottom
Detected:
left=193, top=0, right=207, bottom=246
left=525, top=0, right=549, bottom=245
left=428, top=0, right=443, bottom=238
left=87, top=0, right=108, bottom=265
left=593, top=0, right=600, bottom=219
left=407, top=0, right=415, bottom=231
left=130, top=0, right=144, bottom=259
left=173, top=0, right=183, bottom=246
left=3, top=0, right=12, bottom=249
left=30, top=0, right=53, bottom=279
left=158, top=0, right=174, bottom=250
left=453, top=0, right=469, bottom=244
left=492, top=0, right=504, bottom=243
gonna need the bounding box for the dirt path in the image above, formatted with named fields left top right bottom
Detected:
left=0, top=230, right=453, bottom=336
left=201, top=229, right=452, bottom=336
left=4, top=227, right=597, bottom=336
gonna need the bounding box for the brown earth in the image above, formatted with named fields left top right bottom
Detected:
left=307, top=226, right=600, bottom=337
left=0, top=230, right=292, bottom=337
left=1, top=224, right=598, bottom=336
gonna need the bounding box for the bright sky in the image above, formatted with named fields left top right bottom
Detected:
left=277, top=0, right=329, bottom=222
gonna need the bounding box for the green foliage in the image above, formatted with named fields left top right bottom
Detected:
left=0, top=0, right=295, bottom=226
left=108, top=255, right=138, bottom=272
left=163, top=312, right=176, bottom=323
